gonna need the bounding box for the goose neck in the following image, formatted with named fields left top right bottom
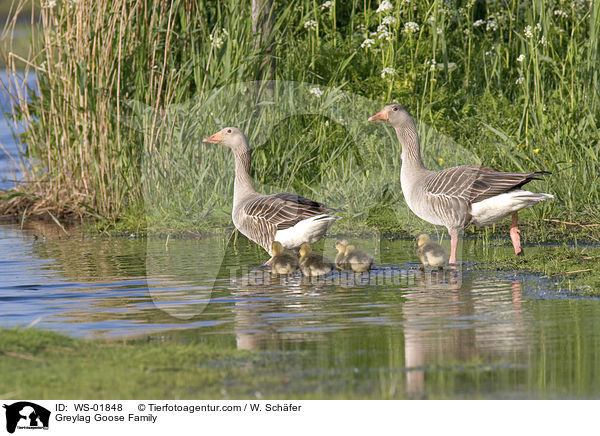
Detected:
left=395, top=124, right=425, bottom=170
left=232, top=148, right=255, bottom=205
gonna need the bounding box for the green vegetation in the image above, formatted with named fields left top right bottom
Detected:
left=473, top=243, right=600, bottom=296
left=0, top=328, right=260, bottom=398
left=0, top=0, right=599, bottom=240
left=3, top=310, right=600, bottom=399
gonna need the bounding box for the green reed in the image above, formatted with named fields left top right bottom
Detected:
left=1, top=0, right=599, bottom=235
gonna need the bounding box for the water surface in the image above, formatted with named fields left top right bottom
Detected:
left=1, top=221, right=599, bottom=399
left=0, top=70, right=35, bottom=190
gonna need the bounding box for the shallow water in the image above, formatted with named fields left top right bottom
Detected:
left=1, top=220, right=600, bottom=398
left=0, top=70, right=35, bottom=190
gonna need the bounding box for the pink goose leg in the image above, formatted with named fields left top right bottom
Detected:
left=449, top=232, right=458, bottom=264
left=510, top=212, right=524, bottom=256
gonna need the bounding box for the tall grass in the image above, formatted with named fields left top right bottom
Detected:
left=1, top=0, right=599, bottom=235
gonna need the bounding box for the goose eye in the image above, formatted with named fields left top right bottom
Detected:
left=227, top=129, right=232, bottom=133
left=393, top=107, right=398, bottom=111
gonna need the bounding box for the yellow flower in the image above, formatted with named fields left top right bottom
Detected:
left=533, top=148, right=540, bottom=154
left=438, top=158, right=444, bottom=165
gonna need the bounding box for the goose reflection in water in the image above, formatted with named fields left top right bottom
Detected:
left=403, top=270, right=526, bottom=397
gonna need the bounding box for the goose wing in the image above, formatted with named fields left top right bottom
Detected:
left=423, top=166, right=549, bottom=204
left=240, top=192, right=337, bottom=250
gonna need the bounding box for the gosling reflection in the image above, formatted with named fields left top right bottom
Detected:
left=403, top=270, right=525, bottom=397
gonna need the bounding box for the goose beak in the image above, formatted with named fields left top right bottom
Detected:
left=203, top=132, right=223, bottom=144
left=368, top=109, right=388, bottom=122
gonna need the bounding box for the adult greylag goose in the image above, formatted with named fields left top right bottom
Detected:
left=270, top=241, right=299, bottom=274
left=299, top=242, right=333, bottom=276
left=368, top=104, right=553, bottom=264
left=335, top=240, right=373, bottom=272
left=416, top=234, right=447, bottom=269
left=203, top=128, right=340, bottom=261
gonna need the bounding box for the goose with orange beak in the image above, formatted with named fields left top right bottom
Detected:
left=368, top=104, right=553, bottom=264
left=203, top=127, right=341, bottom=264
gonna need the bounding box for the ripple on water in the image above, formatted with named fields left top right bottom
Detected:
left=2, top=222, right=600, bottom=397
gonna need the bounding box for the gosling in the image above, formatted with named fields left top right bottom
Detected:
left=344, top=244, right=374, bottom=272
left=416, top=234, right=447, bottom=270
left=334, top=239, right=349, bottom=270
left=270, top=241, right=299, bottom=275
left=299, top=242, right=333, bottom=277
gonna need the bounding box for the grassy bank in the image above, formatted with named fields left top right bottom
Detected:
left=473, top=244, right=600, bottom=297
left=0, top=0, right=599, bottom=238
left=0, top=328, right=278, bottom=399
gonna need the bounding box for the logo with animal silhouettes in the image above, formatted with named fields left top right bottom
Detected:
left=3, top=402, right=50, bottom=434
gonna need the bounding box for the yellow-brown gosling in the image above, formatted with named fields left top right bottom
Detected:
left=416, top=234, right=447, bottom=270
left=299, top=242, right=333, bottom=277
left=344, top=244, right=374, bottom=272
left=270, top=241, right=299, bottom=275
left=334, top=239, right=349, bottom=270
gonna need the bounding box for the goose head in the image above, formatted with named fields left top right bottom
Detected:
left=299, top=242, right=312, bottom=259
left=416, top=234, right=431, bottom=248
left=335, top=239, right=348, bottom=254
left=203, top=127, right=250, bottom=153
left=271, top=241, right=284, bottom=256
left=368, top=104, right=413, bottom=129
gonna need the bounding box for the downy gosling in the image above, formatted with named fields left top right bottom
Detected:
left=335, top=240, right=373, bottom=272
left=299, top=242, right=333, bottom=277
left=270, top=241, right=299, bottom=274
left=416, top=234, right=447, bottom=269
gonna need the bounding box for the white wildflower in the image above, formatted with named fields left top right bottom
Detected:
left=486, top=19, right=498, bottom=31
left=554, top=9, right=568, bottom=19
left=473, top=19, right=485, bottom=28
left=41, top=0, right=56, bottom=7
left=210, top=34, right=224, bottom=49
left=376, top=0, right=393, bottom=13
left=536, top=22, right=542, bottom=32
left=540, top=35, right=547, bottom=46
left=304, top=20, right=318, bottom=31
left=381, top=67, right=396, bottom=79
left=321, top=1, right=334, bottom=11
left=310, top=87, right=324, bottom=98
left=377, top=25, right=392, bottom=40
left=403, top=22, right=420, bottom=34
left=382, top=16, right=396, bottom=26
left=516, top=76, right=525, bottom=85
left=428, top=58, right=437, bottom=72
left=361, top=38, right=376, bottom=48
left=222, top=28, right=229, bottom=36
left=524, top=25, right=533, bottom=38
left=356, top=24, right=367, bottom=32
left=436, top=27, right=443, bottom=34
left=517, top=54, right=525, bottom=63
left=495, top=13, right=506, bottom=24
